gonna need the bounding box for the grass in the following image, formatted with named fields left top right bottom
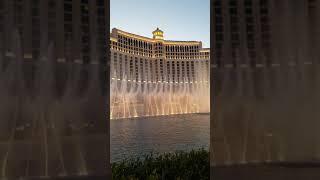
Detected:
left=111, top=148, right=209, bottom=180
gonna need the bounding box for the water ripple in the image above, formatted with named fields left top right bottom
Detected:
left=111, top=114, right=209, bottom=162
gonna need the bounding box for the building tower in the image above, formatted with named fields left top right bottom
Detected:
left=152, top=28, right=164, bottom=40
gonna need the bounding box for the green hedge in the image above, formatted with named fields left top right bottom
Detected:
left=111, top=148, right=209, bottom=180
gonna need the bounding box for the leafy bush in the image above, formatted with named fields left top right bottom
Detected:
left=112, top=148, right=209, bottom=180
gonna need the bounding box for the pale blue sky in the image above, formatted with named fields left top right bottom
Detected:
left=110, top=0, right=210, bottom=48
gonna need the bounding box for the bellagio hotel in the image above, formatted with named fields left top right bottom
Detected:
left=110, top=28, right=210, bottom=84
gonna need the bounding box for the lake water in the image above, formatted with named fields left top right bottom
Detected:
left=110, top=113, right=210, bottom=162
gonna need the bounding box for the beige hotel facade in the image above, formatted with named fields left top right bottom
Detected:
left=110, top=28, right=210, bottom=84
left=110, top=28, right=210, bottom=119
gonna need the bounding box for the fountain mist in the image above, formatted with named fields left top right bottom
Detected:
left=211, top=1, right=320, bottom=166
left=0, top=31, right=109, bottom=178
left=110, top=58, right=210, bottom=119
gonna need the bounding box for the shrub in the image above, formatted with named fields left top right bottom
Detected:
left=112, top=148, right=209, bottom=180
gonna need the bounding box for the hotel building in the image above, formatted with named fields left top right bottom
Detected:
left=110, top=28, right=210, bottom=85
left=0, top=0, right=110, bottom=177
left=212, top=0, right=320, bottom=68
left=212, top=0, right=273, bottom=68
left=211, top=0, right=320, bottom=166
left=110, top=28, right=210, bottom=119
left=0, top=0, right=108, bottom=64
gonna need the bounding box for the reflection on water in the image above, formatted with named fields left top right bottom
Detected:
left=111, top=114, right=209, bottom=162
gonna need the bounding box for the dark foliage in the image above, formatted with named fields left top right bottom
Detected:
left=111, top=148, right=209, bottom=180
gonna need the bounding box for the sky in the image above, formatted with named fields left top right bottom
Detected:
left=110, top=0, right=210, bottom=48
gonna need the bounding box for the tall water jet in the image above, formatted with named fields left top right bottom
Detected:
left=110, top=60, right=210, bottom=119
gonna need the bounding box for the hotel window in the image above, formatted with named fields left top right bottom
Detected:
left=119, top=58, right=123, bottom=78
left=205, top=61, right=209, bottom=69
left=231, top=50, right=238, bottom=59
left=32, top=0, right=39, bottom=4
left=214, top=0, right=221, bottom=6
left=64, top=13, right=72, bottom=22
left=260, top=8, right=268, bottom=14
left=246, top=17, right=254, bottom=23
left=98, top=38, right=105, bottom=46
left=172, top=62, right=176, bottom=80
left=262, top=41, right=270, bottom=49
left=64, top=3, right=72, bottom=12
left=81, top=5, right=89, bottom=14
left=249, top=50, right=256, bottom=60
left=113, top=58, right=118, bottom=75
left=32, top=27, right=40, bottom=37
left=216, top=33, right=224, bottom=41
left=83, top=54, right=91, bottom=63
left=215, top=16, right=223, bottom=24
left=82, top=45, right=90, bottom=53
left=98, top=27, right=105, bottom=35
left=134, top=57, right=138, bottom=66
left=231, top=33, right=239, bottom=41
left=48, top=11, right=56, bottom=19
left=244, top=0, right=252, bottom=6
left=97, top=0, right=104, bottom=6
left=15, top=15, right=23, bottom=25
left=215, top=7, right=222, bottom=15
left=216, top=51, right=222, bottom=59
left=81, top=25, right=89, bottom=33
left=182, top=60, right=185, bottom=69
left=124, top=55, right=128, bottom=68
left=230, top=8, right=237, bottom=15
left=245, top=8, right=253, bottom=14
left=246, top=25, right=254, bottom=32
left=14, top=1, right=23, bottom=12
left=247, top=42, right=255, bottom=49
left=230, top=16, right=238, bottom=24
left=261, top=24, right=270, bottom=32
left=32, top=49, right=39, bottom=60
left=32, top=11, right=40, bottom=52
left=231, top=25, right=238, bottom=32
left=260, top=0, right=268, bottom=5
left=229, top=0, right=237, bottom=6
left=32, top=8, right=39, bottom=16
left=32, top=39, right=40, bottom=48
left=145, top=59, right=149, bottom=74
left=64, top=24, right=72, bottom=33
left=49, top=0, right=56, bottom=8
left=150, top=61, right=154, bottom=80
left=129, top=57, right=133, bottom=74
left=82, top=16, right=89, bottom=24
left=140, top=58, right=144, bottom=79
left=247, top=33, right=254, bottom=41
left=309, top=0, right=317, bottom=9
left=261, top=33, right=270, bottom=40
left=97, top=17, right=105, bottom=26
left=261, top=16, right=269, bottom=23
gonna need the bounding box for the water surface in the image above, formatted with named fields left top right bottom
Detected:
left=111, top=114, right=209, bottom=162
